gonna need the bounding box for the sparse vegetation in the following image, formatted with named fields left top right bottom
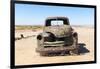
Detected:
left=15, top=25, right=44, bottom=30
left=15, top=25, right=93, bottom=30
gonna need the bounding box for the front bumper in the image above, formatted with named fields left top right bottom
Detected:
left=36, top=46, right=77, bottom=53
left=36, top=40, right=77, bottom=53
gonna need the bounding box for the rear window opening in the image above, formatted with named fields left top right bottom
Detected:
left=51, top=20, right=63, bottom=26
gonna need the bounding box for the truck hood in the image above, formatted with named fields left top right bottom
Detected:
left=44, top=25, right=72, bottom=37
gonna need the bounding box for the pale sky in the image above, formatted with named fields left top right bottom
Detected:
left=15, top=3, right=95, bottom=26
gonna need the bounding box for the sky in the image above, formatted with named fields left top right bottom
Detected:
left=15, top=4, right=94, bottom=26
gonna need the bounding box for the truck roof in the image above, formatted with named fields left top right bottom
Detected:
left=46, top=16, right=69, bottom=20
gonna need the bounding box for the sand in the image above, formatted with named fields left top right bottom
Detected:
left=15, top=27, right=94, bottom=65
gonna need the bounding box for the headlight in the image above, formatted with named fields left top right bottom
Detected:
left=37, top=32, right=56, bottom=42
left=72, top=32, right=78, bottom=37
left=37, top=35, right=42, bottom=40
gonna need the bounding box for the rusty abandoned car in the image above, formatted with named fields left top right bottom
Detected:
left=36, top=17, right=79, bottom=56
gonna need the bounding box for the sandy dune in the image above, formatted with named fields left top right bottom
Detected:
left=15, top=27, right=94, bottom=65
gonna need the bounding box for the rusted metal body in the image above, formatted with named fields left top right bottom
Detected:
left=36, top=17, right=79, bottom=56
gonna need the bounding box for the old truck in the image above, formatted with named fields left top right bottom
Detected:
left=36, top=17, right=79, bottom=56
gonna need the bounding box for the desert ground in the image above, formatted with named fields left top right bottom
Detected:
left=15, top=26, right=94, bottom=65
